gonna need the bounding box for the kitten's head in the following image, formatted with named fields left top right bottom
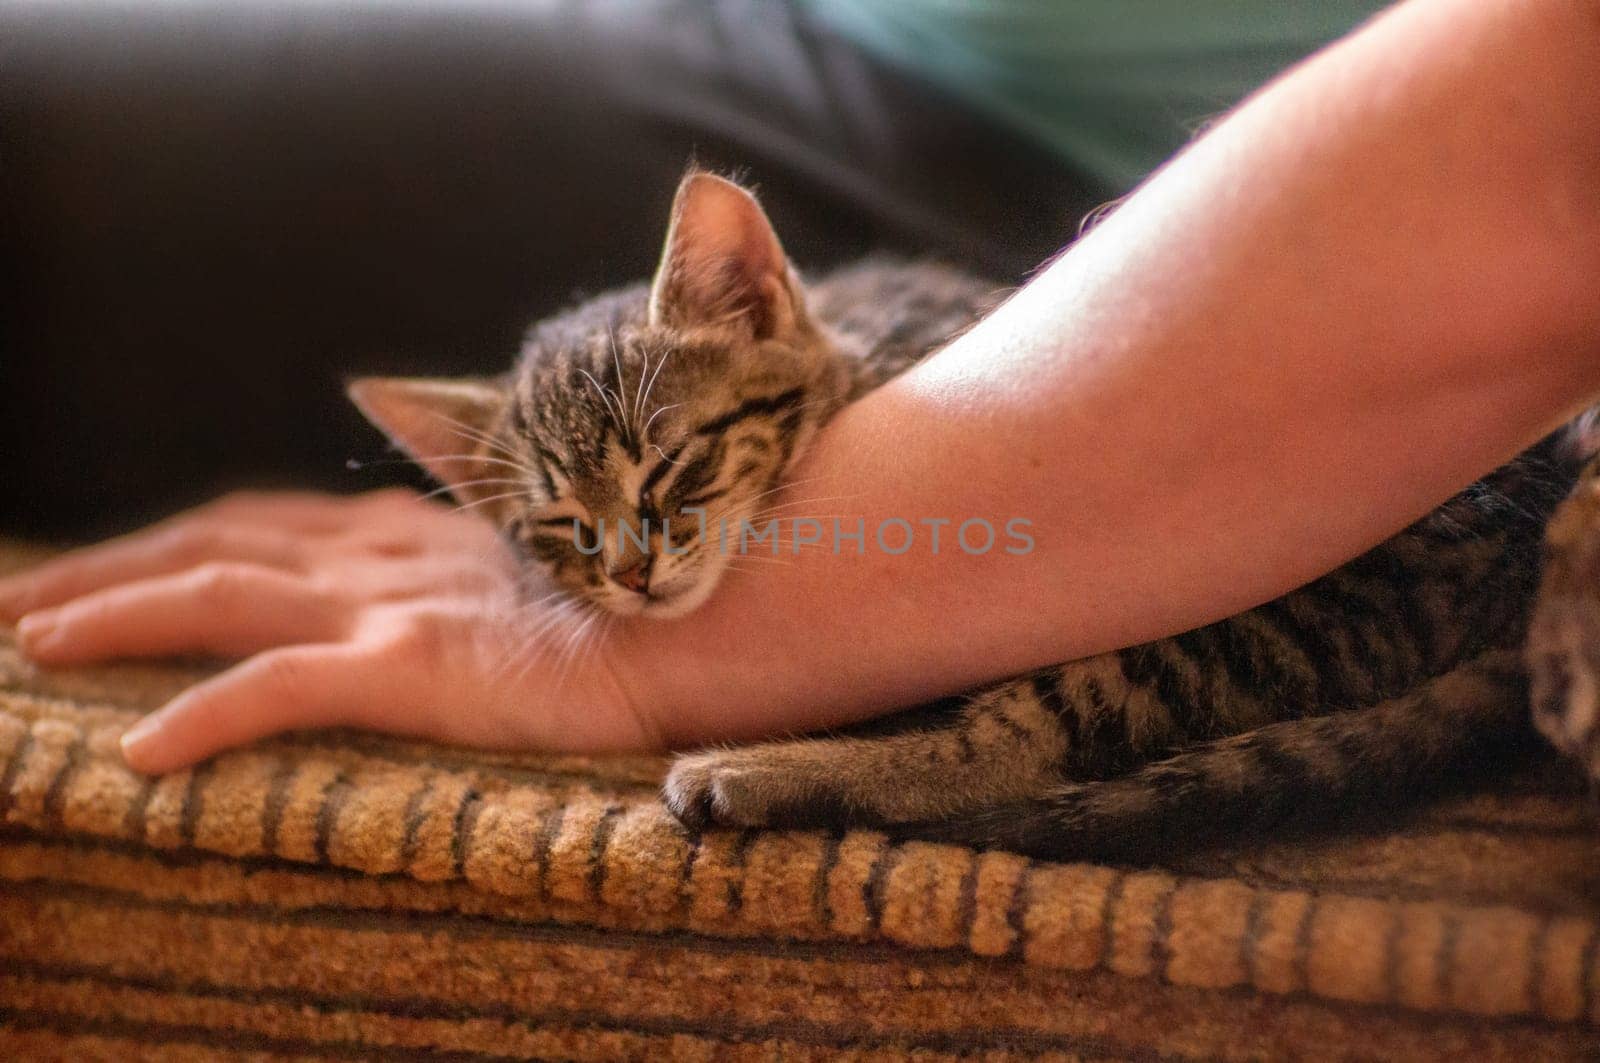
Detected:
left=349, top=172, right=851, bottom=618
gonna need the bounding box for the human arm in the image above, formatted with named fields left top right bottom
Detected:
left=6, top=0, right=1600, bottom=771
left=618, top=0, right=1600, bottom=743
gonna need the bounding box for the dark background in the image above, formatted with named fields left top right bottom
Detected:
left=0, top=0, right=1094, bottom=540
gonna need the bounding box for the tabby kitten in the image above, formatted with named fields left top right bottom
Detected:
left=352, top=171, right=1590, bottom=862
left=349, top=173, right=991, bottom=620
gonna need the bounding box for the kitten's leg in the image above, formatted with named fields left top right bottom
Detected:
left=1528, top=455, right=1600, bottom=783
left=664, top=674, right=1071, bottom=830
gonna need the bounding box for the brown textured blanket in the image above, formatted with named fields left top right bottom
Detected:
left=1, top=541, right=1598, bottom=1060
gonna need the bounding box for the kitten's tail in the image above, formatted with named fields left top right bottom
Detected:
left=903, top=652, right=1533, bottom=863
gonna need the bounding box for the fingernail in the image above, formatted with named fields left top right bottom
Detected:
left=120, top=713, right=165, bottom=770
left=16, top=612, right=60, bottom=655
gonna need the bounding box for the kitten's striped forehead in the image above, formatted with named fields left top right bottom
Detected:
left=512, top=324, right=739, bottom=488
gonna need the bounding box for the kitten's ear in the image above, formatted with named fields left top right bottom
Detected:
left=346, top=377, right=507, bottom=503
left=648, top=172, right=805, bottom=340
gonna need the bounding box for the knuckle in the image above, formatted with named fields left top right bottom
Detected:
left=396, top=614, right=446, bottom=659
left=162, top=523, right=223, bottom=562
left=187, top=562, right=251, bottom=607
left=366, top=487, right=420, bottom=508
left=273, top=539, right=310, bottom=572
left=53, top=597, right=107, bottom=634
left=254, top=651, right=311, bottom=704
left=178, top=690, right=229, bottom=740
left=390, top=608, right=461, bottom=666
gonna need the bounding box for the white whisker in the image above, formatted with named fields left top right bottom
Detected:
left=638, top=344, right=675, bottom=432
left=642, top=403, right=682, bottom=444
left=450, top=489, right=534, bottom=515
left=745, top=493, right=861, bottom=519
left=425, top=451, right=542, bottom=477
left=620, top=327, right=646, bottom=433
left=648, top=442, right=686, bottom=466
left=440, top=421, right=519, bottom=461
left=607, top=326, right=639, bottom=447
left=417, top=478, right=529, bottom=502
left=577, top=368, right=627, bottom=436
left=426, top=412, right=525, bottom=464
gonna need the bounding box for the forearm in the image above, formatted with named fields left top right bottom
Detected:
left=620, top=0, right=1600, bottom=746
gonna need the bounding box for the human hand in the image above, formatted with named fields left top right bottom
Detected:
left=0, top=490, right=655, bottom=774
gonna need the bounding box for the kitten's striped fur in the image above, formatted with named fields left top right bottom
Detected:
left=351, top=172, right=1595, bottom=862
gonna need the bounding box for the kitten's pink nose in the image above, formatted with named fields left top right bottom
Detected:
left=609, top=556, right=653, bottom=595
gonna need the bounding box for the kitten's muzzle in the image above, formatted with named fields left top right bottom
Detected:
left=608, top=554, right=654, bottom=596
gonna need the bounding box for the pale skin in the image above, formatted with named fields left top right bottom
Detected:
left=3, top=0, right=1599, bottom=776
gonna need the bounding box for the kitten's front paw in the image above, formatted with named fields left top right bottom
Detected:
left=661, top=721, right=1057, bottom=831
left=661, top=754, right=728, bottom=831
left=1529, top=621, right=1600, bottom=782
left=662, top=748, right=856, bottom=831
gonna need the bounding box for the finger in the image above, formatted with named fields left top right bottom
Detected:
left=0, top=491, right=426, bottom=619
left=118, top=642, right=414, bottom=774
left=16, top=564, right=347, bottom=663
left=0, top=523, right=310, bottom=622
left=200, top=487, right=426, bottom=531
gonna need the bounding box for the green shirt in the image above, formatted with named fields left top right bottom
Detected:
left=802, top=0, right=1390, bottom=193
